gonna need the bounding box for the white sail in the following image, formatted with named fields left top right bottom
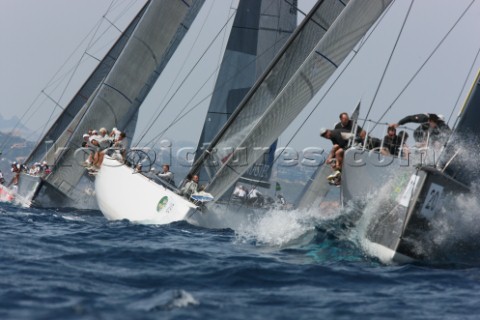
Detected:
left=29, top=0, right=205, bottom=208
left=201, top=0, right=393, bottom=200
left=24, top=2, right=149, bottom=166
left=194, top=0, right=297, bottom=187
left=95, top=0, right=296, bottom=225
left=191, top=0, right=350, bottom=191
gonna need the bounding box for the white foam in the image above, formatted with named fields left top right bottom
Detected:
left=234, top=203, right=341, bottom=248
left=166, top=290, right=199, bottom=309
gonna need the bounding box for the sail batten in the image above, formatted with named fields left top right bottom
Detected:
left=202, top=0, right=392, bottom=200
left=191, top=0, right=350, bottom=187
left=24, top=2, right=150, bottom=165
left=193, top=0, right=297, bottom=187
left=40, top=0, right=206, bottom=203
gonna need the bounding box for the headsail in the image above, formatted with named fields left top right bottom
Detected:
left=25, top=2, right=150, bottom=165
left=190, top=0, right=351, bottom=196
left=196, top=0, right=394, bottom=201
left=194, top=0, right=297, bottom=187
left=37, top=0, right=206, bottom=205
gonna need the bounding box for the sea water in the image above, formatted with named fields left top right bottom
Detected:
left=1, top=200, right=480, bottom=320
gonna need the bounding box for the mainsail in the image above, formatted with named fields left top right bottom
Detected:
left=24, top=2, right=150, bottom=165
left=194, top=0, right=394, bottom=201
left=32, top=0, right=206, bottom=206
left=191, top=0, right=350, bottom=195
left=194, top=0, right=297, bottom=187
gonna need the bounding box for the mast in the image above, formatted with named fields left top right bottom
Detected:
left=25, top=1, right=150, bottom=165
left=197, top=0, right=393, bottom=200
left=193, top=0, right=297, bottom=187
left=38, top=0, right=206, bottom=204
left=188, top=0, right=350, bottom=197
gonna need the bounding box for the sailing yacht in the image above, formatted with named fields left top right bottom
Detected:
left=95, top=0, right=393, bottom=227
left=10, top=0, right=205, bottom=209
left=95, top=0, right=298, bottom=225
left=360, top=70, right=480, bottom=263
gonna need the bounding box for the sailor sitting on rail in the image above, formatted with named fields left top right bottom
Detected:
left=180, top=175, right=198, bottom=199
left=334, top=112, right=366, bottom=141
left=320, top=128, right=351, bottom=181
left=156, top=164, right=175, bottom=186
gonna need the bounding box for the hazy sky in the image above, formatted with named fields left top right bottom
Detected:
left=1, top=0, right=480, bottom=154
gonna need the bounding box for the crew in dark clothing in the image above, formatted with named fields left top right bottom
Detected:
left=391, top=113, right=451, bottom=145
left=321, top=128, right=350, bottom=149
left=382, top=126, right=400, bottom=155
left=320, top=128, right=352, bottom=181
left=334, top=112, right=366, bottom=140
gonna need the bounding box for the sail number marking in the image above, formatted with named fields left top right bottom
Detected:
left=420, top=183, right=444, bottom=219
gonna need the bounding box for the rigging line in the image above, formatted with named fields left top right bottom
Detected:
left=82, top=0, right=140, bottom=57
left=208, top=0, right=235, bottom=86
left=362, top=0, right=415, bottom=128
left=356, top=0, right=396, bottom=50
left=43, top=18, right=116, bottom=93
left=34, top=22, right=105, bottom=143
left=243, top=16, right=394, bottom=193
left=228, top=4, right=398, bottom=195
left=43, top=4, right=125, bottom=91
left=435, top=45, right=480, bottom=166
left=146, top=28, right=299, bottom=147
left=0, top=17, right=104, bottom=154
left=135, top=0, right=218, bottom=145
left=84, top=51, right=101, bottom=62
left=43, top=0, right=138, bottom=92
left=102, top=16, right=123, bottom=33
left=34, top=1, right=140, bottom=153
left=137, top=2, right=221, bottom=147
left=37, top=9, right=109, bottom=146
left=41, top=91, right=65, bottom=111
left=0, top=1, right=132, bottom=157
left=43, top=20, right=104, bottom=91
left=372, top=0, right=476, bottom=131
left=268, top=54, right=358, bottom=178
left=212, top=59, right=356, bottom=199
left=283, top=0, right=305, bottom=18
left=143, top=70, right=219, bottom=146
left=284, top=0, right=331, bottom=32
left=136, top=2, right=218, bottom=146
left=148, top=3, right=298, bottom=148
left=134, top=5, right=237, bottom=147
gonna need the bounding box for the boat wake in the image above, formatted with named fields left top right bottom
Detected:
left=230, top=201, right=345, bottom=248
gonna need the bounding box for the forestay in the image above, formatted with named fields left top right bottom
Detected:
left=194, top=0, right=297, bottom=187
left=25, top=2, right=149, bottom=165
left=190, top=0, right=350, bottom=197
left=44, top=0, right=205, bottom=198
left=203, top=0, right=393, bottom=200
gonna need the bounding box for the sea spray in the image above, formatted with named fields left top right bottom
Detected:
left=233, top=204, right=343, bottom=248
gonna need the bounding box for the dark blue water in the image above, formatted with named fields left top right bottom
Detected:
left=1, top=202, right=480, bottom=320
